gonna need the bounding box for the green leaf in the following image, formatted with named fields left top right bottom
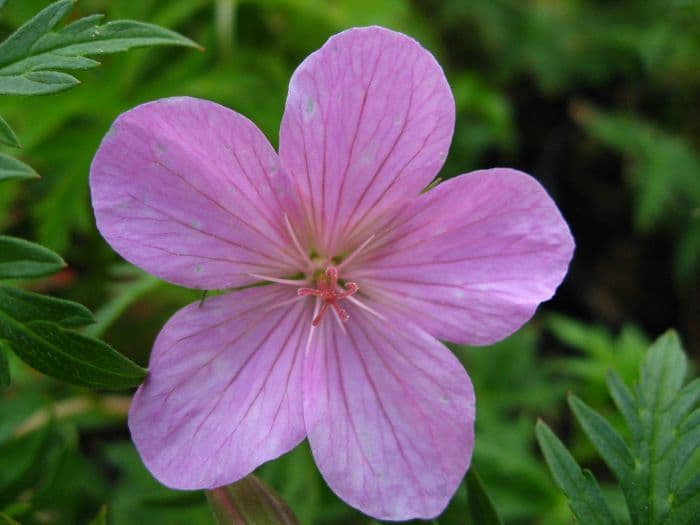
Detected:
left=0, top=236, right=66, bottom=280
left=0, top=286, right=94, bottom=327
left=626, top=331, right=696, bottom=525
left=567, top=394, right=643, bottom=522
left=535, top=420, right=619, bottom=525
left=665, top=472, right=700, bottom=525
left=0, top=343, right=9, bottom=388
left=0, top=286, right=146, bottom=389
left=568, top=395, right=635, bottom=480
left=464, top=468, right=503, bottom=525
left=207, top=475, right=300, bottom=525
left=542, top=330, right=700, bottom=525
left=0, top=0, right=75, bottom=66
left=672, top=407, right=700, bottom=490
left=0, top=153, right=38, bottom=182
left=0, top=70, right=80, bottom=95
left=0, top=0, right=199, bottom=96
left=0, top=115, right=20, bottom=148
left=606, top=370, right=641, bottom=438
left=639, top=331, right=686, bottom=411
left=0, top=319, right=146, bottom=389
left=670, top=378, right=700, bottom=429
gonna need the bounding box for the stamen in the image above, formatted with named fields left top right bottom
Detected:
left=304, top=300, right=321, bottom=356
left=346, top=295, right=386, bottom=321
left=249, top=273, right=308, bottom=286
left=297, top=266, right=359, bottom=326
left=332, top=304, right=349, bottom=334
left=284, top=213, right=312, bottom=268
left=337, top=234, right=376, bottom=272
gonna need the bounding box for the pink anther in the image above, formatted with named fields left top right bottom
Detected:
left=298, top=267, right=359, bottom=326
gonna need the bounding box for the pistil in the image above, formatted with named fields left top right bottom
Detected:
left=297, top=267, right=359, bottom=326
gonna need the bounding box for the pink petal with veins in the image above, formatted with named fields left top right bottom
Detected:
left=91, top=97, right=300, bottom=290
left=129, top=285, right=312, bottom=489
left=280, top=26, right=455, bottom=253
left=348, top=168, right=575, bottom=345
left=303, top=299, right=475, bottom=520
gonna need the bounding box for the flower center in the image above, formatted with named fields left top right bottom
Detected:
left=297, top=266, right=359, bottom=326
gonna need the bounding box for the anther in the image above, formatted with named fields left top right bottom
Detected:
left=297, top=267, right=359, bottom=326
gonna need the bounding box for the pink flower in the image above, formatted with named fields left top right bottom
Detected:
left=90, top=26, right=574, bottom=520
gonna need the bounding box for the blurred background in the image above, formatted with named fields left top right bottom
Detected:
left=1, top=0, right=698, bottom=523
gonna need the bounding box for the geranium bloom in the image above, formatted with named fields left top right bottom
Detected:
left=90, top=27, right=574, bottom=520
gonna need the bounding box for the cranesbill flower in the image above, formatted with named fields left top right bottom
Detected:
left=90, top=26, right=574, bottom=520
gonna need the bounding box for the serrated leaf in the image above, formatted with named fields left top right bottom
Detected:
left=607, top=370, right=641, bottom=438
left=670, top=378, right=700, bottom=428
left=3, top=53, right=99, bottom=74
left=31, top=19, right=200, bottom=57
left=629, top=331, right=697, bottom=525
left=568, top=395, right=634, bottom=480
left=664, top=380, right=700, bottom=489
left=0, top=343, right=9, bottom=388
left=0, top=153, right=38, bottom=182
left=679, top=407, right=700, bottom=437
left=535, top=420, right=619, bottom=525
left=0, top=115, right=20, bottom=147
left=464, top=468, right=503, bottom=525
left=664, top=473, right=700, bottom=525
left=639, top=331, right=686, bottom=411
left=0, top=0, right=199, bottom=96
left=547, top=330, right=700, bottom=525
left=0, top=70, right=80, bottom=95
left=671, top=407, right=700, bottom=489
left=207, top=475, right=299, bottom=525
left=0, top=236, right=66, bottom=279
left=63, top=14, right=104, bottom=34
left=0, top=0, right=75, bottom=66
left=0, top=286, right=94, bottom=327
left=0, top=287, right=145, bottom=389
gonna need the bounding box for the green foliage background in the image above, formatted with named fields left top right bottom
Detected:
left=1, top=0, right=699, bottom=524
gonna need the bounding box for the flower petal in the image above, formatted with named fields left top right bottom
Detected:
left=303, top=302, right=474, bottom=520
left=280, top=26, right=455, bottom=254
left=129, top=285, right=312, bottom=489
left=91, top=97, right=299, bottom=290
left=349, top=168, right=575, bottom=345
